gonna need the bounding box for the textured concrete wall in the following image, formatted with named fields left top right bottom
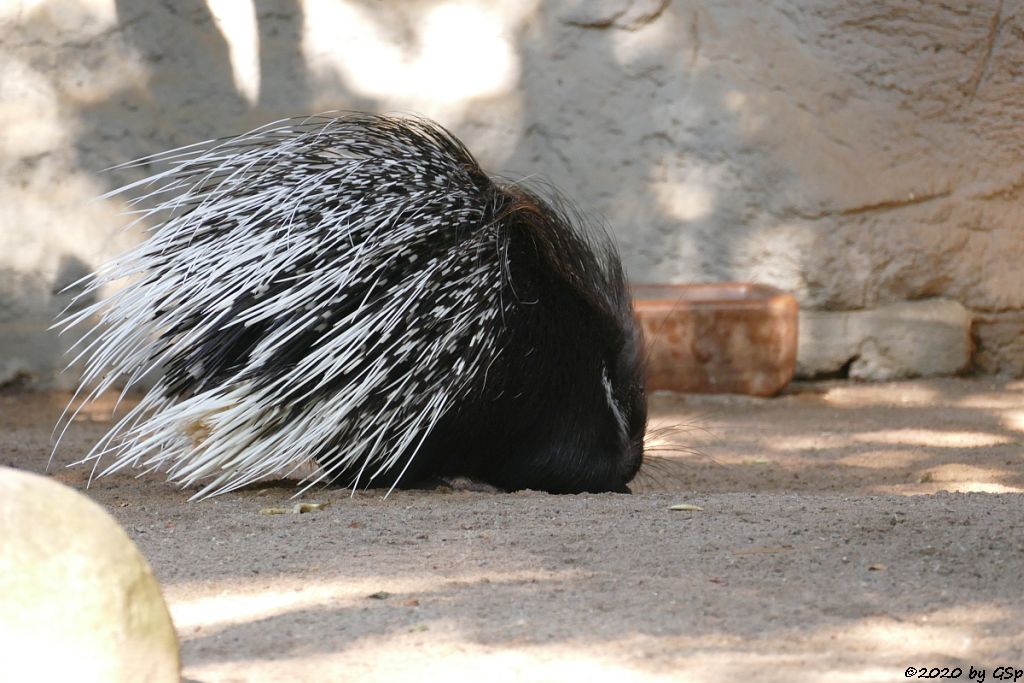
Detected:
left=2, top=0, right=1022, bottom=385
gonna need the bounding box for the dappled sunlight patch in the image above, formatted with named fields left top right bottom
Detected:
left=643, top=380, right=1023, bottom=494
left=722, top=90, right=769, bottom=135
left=952, top=482, right=1024, bottom=494
left=870, top=476, right=1024, bottom=495
left=178, top=603, right=1024, bottom=682
left=770, top=433, right=857, bottom=451
left=731, top=224, right=818, bottom=301
left=915, top=462, right=1023, bottom=493
left=836, top=449, right=931, bottom=470
left=852, top=429, right=1014, bottom=449
left=302, top=0, right=531, bottom=110
left=822, top=383, right=943, bottom=408
left=167, top=568, right=584, bottom=636
left=185, top=639, right=699, bottom=683
left=651, top=168, right=716, bottom=222
left=205, top=0, right=259, bottom=104
left=0, top=57, right=65, bottom=159
left=817, top=604, right=1020, bottom=660
left=0, top=0, right=117, bottom=28
left=1001, top=410, right=1024, bottom=435
left=815, top=380, right=1022, bottom=417
left=955, top=393, right=1024, bottom=411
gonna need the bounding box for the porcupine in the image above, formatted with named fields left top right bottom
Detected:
left=58, top=113, right=647, bottom=499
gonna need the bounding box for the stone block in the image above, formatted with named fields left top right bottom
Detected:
left=797, top=299, right=971, bottom=380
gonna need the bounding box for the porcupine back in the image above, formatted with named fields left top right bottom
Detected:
left=59, top=113, right=646, bottom=498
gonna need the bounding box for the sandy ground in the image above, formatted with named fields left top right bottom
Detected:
left=3, top=378, right=1024, bottom=682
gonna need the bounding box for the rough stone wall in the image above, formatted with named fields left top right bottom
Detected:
left=1, top=0, right=1022, bottom=385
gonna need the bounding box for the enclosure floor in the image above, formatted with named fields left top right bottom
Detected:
left=3, top=379, right=1023, bottom=682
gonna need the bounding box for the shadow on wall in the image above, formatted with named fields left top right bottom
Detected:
left=73, top=0, right=326, bottom=182
left=6, top=0, right=827, bottom=385
left=503, top=2, right=747, bottom=289
left=8, top=0, right=1021, bottom=388
left=0, top=256, right=94, bottom=387
left=3, top=0, right=359, bottom=386
left=65, top=0, right=727, bottom=253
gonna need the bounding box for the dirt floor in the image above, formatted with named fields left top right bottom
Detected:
left=3, top=378, right=1024, bottom=682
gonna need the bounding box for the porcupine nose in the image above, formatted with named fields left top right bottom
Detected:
left=608, top=437, right=644, bottom=493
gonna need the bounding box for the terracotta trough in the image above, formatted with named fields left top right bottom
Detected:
left=632, top=283, right=798, bottom=396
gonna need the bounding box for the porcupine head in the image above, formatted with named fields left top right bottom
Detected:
left=58, top=114, right=647, bottom=498
left=402, top=183, right=649, bottom=494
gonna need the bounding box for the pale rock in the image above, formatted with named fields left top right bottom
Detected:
left=0, top=467, right=180, bottom=683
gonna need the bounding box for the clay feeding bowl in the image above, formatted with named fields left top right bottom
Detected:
left=632, top=283, right=798, bottom=397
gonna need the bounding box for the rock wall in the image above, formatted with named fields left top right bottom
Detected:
left=1, top=0, right=1022, bottom=385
